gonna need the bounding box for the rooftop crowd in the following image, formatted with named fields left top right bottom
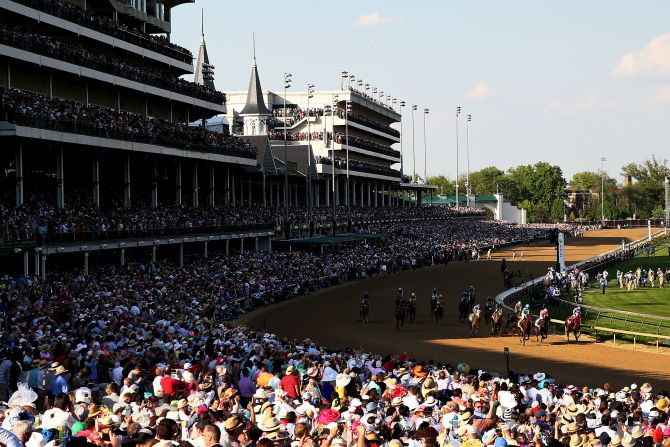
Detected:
left=10, top=0, right=194, bottom=64
left=333, top=135, right=400, bottom=159
left=0, top=217, right=656, bottom=447
left=0, top=88, right=255, bottom=159
left=335, top=110, right=400, bottom=139
left=0, top=22, right=225, bottom=104
left=314, top=157, right=401, bottom=178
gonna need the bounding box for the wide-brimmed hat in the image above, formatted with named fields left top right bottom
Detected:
left=499, top=393, right=517, bottom=409
left=413, top=365, right=428, bottom=378
left=459, top=411, right=473, bottom=426
left=266, top=429, right=289, bottom=441
left=657, top=398, right=669, bottom=412
left=620, top=435, right=635, bottom=447
left=533, top=372, right=546, bottom=381
left=609, top=435, right=621, bottom=447
left=630, top=427, right=643, bottom=440
left=285, top=365, right=295, bottom=375
left=569, top=435, right=583, bottom=447
left=54, top=365, right=67, bottom=375
left=640, top=383, right=653, bottom=394
left=424, top=396, right=438, bottom=407
left=225, top=415, right=244, bottom=431
left=259, top=417, right=281, bottom=432
left=317, top=409, right=341, bottom=425
left=336, top=373, right=351, bottom=388
left=384, top=377, right=397, bottom=390
left=422, top=377, right=438, bottom=396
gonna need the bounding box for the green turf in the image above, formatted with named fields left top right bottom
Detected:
left=553, top=250, right=670, bottom=341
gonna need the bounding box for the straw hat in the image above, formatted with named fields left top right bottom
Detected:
left=570, top=435, right=583, bottom=447
left=620, top=435, right=635, bottom=447
left=608, top=435, right=621, bottom=447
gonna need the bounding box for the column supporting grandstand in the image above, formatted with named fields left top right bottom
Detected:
left=123, top=154, right=131, bottom=208
left=56, top=146, right=64, bottom=209
left=192, top=163, right=199, bottom=208
left=15, top=143, right=22, bottom=207
left=209, top=166, right=215, bottom=207
left=176, top=161, right=182, bottom=206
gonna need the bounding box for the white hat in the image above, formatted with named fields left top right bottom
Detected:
left=533, top=372, right=546, bottom=381
left=74, top=388, right=92, bottom=404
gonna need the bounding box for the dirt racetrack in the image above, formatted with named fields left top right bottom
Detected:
left=238, top=227, right=670, bottom=389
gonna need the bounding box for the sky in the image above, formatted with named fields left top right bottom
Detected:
left=171, top=1, right=670, bottom=182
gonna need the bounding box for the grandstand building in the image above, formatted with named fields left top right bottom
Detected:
left=225, top=58, right=436, bottom=209
left=0, top=0, right=272, bottom=276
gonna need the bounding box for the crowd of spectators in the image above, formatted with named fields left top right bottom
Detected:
left=10, top=0, right=193, bottom=64
left=0, top=216, right=651, bottom=447
left=315, top=157, right=401, bottom=178
left=0, top=23, right=224, bottom=104
left=0, top=88, right=255, bottom=158
left=336, top=109, right=400, bottom=138
left=268, top=131, right=326, bottom=142
left=348, top=85, right=396, bottom=113
left=333, top=134, right=400, bottom=159
left=270, top=108, right=324, bottom=129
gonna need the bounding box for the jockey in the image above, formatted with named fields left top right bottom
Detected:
left=473, top=304, right=481, bottom=313
left=540, top=306, right=549, bottom=320
left=362, top=291, right=369, bottom=305
left=409, top=292, right=417, bottom=303
left=521, top=304, right=530, bottom=321
left=514, top=301, right=523, bottom=316
left=572, top=306, right=581, bottom=319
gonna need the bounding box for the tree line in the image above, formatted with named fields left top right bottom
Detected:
left=426, top=157, right=669, bottom=223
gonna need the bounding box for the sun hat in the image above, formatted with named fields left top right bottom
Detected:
left=317, top=409, right=340, bottom=425
left=285, top=365, right=295, bottom=375
left=335, top=373, right=351, bottom=388
left=630, top=427, right=643, bottom=440
left=259, top=417, right=281, bottom=432
left=620, top=434, right=635, bottom=447
left=54, top=365, right=67, bottom=375
left=224, top=415, right=244, bottom=431
left=570, top=435, right=583, bottom=447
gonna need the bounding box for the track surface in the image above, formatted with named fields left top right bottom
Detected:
left=239, top=228, right=670, bottom=389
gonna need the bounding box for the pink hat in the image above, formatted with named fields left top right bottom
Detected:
left=663, top=427, right=670, bottom=437
left=317, top=409, right=341, bottom=425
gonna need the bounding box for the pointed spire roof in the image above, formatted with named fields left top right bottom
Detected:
left=240, top=35, right=270, bottom=116
left=194, top=9, right=215, bottom=90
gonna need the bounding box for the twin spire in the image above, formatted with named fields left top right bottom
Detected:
left=240, top=32, right=270, bottom=116
left=194, top=8, right=215, bottom=91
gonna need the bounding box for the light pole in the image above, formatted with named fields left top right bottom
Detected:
left=455, top=106, right=461, bottom=212
left=665, top=177, right=669, bottom=229
left=423, top=108, right=429, bottom=184
left=399, top=101, right=406, bottom=177
left=345, top=100, right=352, bottom=221
left=332, top=95, right=339, bottom=228
left=340, top=70, right=348, bottom=90
left=307, top=83, right=315, bottom=221
left=283, top=72, right=292, bottom=225
left=411, top=105, right=417, bottom=183
left=466, top=114, right=472, bottom=207
left=600, top=156, right=606, bottom=223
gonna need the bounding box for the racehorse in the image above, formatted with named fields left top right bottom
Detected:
left=518, top=315, right=532, bottom=345
left=430, top=295, right=437, bottom=316
left=408, top=300, right=416, bottom=323
left=490, top=308, right=504, bottom=336
left=458, top=291, right=473, bottom=321
left=505, top=312, right=519, bottom=335
left=564, top=314, right=583, bottom=342
left=395, top=302, right=407, bottom=330
left=534, top=315, right=550, bottom=343
left=469, top=308, right=481, bottom=335
left=433, top=301, right=444, bottom=323
left=360, top=302, right=369, bottom=325
left=484, top=303, right=494, bottom=326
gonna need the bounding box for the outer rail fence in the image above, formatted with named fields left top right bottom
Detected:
left=495, top=230, right=670, bottom=351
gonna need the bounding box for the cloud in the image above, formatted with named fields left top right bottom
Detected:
left=464, top=82, right=497, bottom=100
left=355, top=12, right=403, bottom=28
left=547, top=95, right=621, bottom=113
left=614, top=33, right=670, bottom=77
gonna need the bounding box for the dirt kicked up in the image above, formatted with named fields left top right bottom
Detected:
left=238, top=227, right=670, bottom=390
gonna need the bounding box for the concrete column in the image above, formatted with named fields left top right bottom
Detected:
left=269, top=177, right=273, bottom=206
left=232, top=174, right=236, bottom=206
left=360, top=182, right=364, bottom=207
left=83, top=251, right=89, bottom=276
left=175, top=161, right=182, bottom=206
left=262, top=174, right=267, bottom=206
left=267, top=236, right=273, bottom=253
left=209, top=166, right=215, bottom=207
left=315, top=184, right=320, bottom=207
left=152, top=246, right=157, bottom=263
left=192, top=163, right=199, bottom=208
left=254, top=237, right=259, bottom=252
left=240, top=238, right=244, bottom=254
left=276, top=180, right=280, bottom=207
left=40, top=254, right=46, bottom=280
left=92, top=158, right=100, bottom=208
left=204, top=241, right=208, bottom=258
left=374, top=183, right=378, bottom=207
left=294, top=182, right=298, bottom=207
left=239, top=174, right=244, bottom=206
left=334, top=178, right=339, bottom=206
left=151, top=164, right=158, bottom=208
left=326, top=178, right=330, bottom=206
left=352, top=180, right=356, bottom=206
left=225, top=168, right=230, bottom=206
left=23, top=251, right=29, bottom=278
left=15, top=144, right=23, bottom=207
left=381, top=184, right=385, bottom=207
left=225, top=240, right=229, bottom=256
left=56, top=147, right=64, bottom=209
left=34, top=250, right=40, bottom=277
left=367, top=182, right=371, bottom=206
left=248, top=178, right=252, bottom=207
left=123, top=154, right=131, bottom=208
left=179, top=243, right=184, bottom=267
left=120, top=248, right=125, bottom=266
